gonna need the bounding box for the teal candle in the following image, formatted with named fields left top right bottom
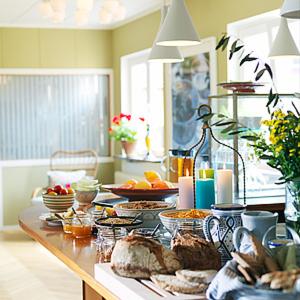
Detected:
left=195, top=178, right=215, bottom=209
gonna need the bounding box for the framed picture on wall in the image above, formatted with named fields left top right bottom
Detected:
left=165, top=37, right=217, bottom=152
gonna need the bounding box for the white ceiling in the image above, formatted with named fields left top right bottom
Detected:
left=0, top=0, right=162, bottom=29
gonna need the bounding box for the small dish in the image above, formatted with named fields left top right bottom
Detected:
left=95, top=216, right=143, bottom=228
left=39, top=213, right=62, bottom=227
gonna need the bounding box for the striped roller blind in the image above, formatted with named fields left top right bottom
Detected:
left=0, top=74, right=110, bottom=160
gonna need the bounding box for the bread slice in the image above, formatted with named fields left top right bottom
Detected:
left=151, top=274, right=207, bottom=294
left=176, top=269, right=217, bottom=284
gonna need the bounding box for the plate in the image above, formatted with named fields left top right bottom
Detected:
left=103, top=184, right=179, bottom=201
left=218, top=81, right=264, bottom=93
left=39, top=213, right=62, bottom=227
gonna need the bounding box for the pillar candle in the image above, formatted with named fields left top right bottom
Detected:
left=199, top=168, right=214, bottom=179
left=195, top=178, right=215, bottom=209
left=217, top=169, right=233, bottom=204
left=178, top=176, right=194, bottom=209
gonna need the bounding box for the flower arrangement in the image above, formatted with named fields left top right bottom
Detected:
left=109, top=113, right=145, bottom=142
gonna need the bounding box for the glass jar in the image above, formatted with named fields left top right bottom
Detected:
left=285, top=180, right=300, bottom=236
left=61, top=217, right=73, bottom=234
left=71, top=214, right=92, bottom=238
left=177, top=149, right=194, bottom=177
left=96, top=227, right=127, bottom=263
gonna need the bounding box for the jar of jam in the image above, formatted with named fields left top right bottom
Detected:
left=71, top=214, right=92, bottom=238
left=62, top=217, right=73, bottom=234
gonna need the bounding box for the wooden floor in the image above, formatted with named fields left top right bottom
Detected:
left=0, top=229, right=81, bottom=300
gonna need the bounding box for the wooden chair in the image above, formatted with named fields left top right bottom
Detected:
left=31, top=149, right=98, bottom=199
left=50, top=150, right=98, bottom=178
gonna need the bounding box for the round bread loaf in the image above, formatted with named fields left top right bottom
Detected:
left=171, top=233, right=221, bottom=271
left=111, top=235, right=182, bottom=278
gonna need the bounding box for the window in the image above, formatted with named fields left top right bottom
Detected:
left=0, top=70, right=111, bottom=160
left=228, top=10, right=300, bottom=93
left=121, top=49, right=164, bottom=157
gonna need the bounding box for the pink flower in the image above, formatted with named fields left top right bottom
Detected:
left=112, top=116, right=119, bottom=124
left=119, top=113, right=126, bottom=119
left=126, top=114, right=132, bottom=121
left=139, top=117, right=145, bottom=122
left=65, top=183, right=71, bottom=189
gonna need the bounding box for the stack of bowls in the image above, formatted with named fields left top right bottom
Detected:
left=42, top=193, right=75, bottom=213
left=75, top=189, right=99, bottom=206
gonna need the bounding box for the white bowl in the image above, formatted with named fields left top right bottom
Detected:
left=159, top=209, right=211, bottom=236
left=114, top=201, right=176, bottom=228
left=75, top=189, right=99, bottom=206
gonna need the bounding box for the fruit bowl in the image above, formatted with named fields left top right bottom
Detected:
left=42, top=193, right=75, bottom=213
left=103, top=184, right=179, bottom=201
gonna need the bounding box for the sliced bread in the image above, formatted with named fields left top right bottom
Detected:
left=150, top=274, right=207, bottom=294
left=176, top=269, right=217, bottom=284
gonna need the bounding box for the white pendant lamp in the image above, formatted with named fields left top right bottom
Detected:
left=149, top=5, right=183, bottom=63
left=281, top=0, right=300, bottom=19
left=156, top=0, right=200, bottom=47
left=269, top=18, right=300, bottom=58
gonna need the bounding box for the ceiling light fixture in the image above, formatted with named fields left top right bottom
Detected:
left=38, top=1, right=53, bottom=18
left=156, top=0, right=200, bottom=47
left=269, top=17, right=300, bottom=58
left=281, top=0, right=300, bottom=19
left=149, top=5, right=183, bottom=63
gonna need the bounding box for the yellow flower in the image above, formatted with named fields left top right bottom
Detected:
left=275, top=146, right=283, bottom=152
left=298, top=142, right=300, bottom=148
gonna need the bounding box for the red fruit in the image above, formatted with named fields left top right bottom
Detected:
left=60, top=188, right=68, bottom=195
left=54, top=185, right=63, bottom=194
left=47, top=187, right=54, bottom=194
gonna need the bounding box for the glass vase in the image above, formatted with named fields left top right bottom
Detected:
left=285, top=180, right=300, bottom=236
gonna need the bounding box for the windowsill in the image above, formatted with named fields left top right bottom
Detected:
left=0, top=157, right=114, bottom=168
left=114, top=154, right=163, bottom=164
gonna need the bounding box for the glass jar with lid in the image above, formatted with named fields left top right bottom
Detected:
left=96, top=227, right=127, bottom=262
left=71, top=213, right=92, bottom=238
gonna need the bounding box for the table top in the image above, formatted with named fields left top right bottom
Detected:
left=18, top=205, right=119, bottom=300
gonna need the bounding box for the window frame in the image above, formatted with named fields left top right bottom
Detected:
left=0, top=68, right=114, bottom=163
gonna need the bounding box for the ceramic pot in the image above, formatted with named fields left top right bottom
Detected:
left=121, top=140, right=136, bottom=157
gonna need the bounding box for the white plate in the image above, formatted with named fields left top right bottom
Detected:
left=39, top=213, right=62, bottom=227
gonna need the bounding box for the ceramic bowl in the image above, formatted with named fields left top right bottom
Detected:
left=75, top=189, right=99, bottom=206
left=42, top=193, right=75, bottom=213
left=159, top=209, right=211, bottom=236
left=114, top=201, right=176, bottom=228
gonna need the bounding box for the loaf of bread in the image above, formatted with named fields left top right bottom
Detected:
left=111, top=235, right=182, bottom=279
left=171, top=233, right=221, bottom=270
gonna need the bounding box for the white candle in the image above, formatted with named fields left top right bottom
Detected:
left=217, top=168, right=233, bottom=204
left=178, top=176, right=194, bottom=209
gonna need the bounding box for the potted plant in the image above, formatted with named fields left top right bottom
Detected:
left=109, top=113, right=144, bottom=157
left=215, top=34, right=300, bottom=234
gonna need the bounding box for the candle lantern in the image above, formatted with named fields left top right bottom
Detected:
left=183, top=104, right=246, bottom=207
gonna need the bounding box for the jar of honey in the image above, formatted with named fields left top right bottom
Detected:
left=71, top=214, right=92, bottom=238
left=62, top=217, right=73, bottom=234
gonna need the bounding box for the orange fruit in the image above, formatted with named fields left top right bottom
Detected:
left=134, top=180, right=152, bottom=189
left=144, top=171, right=161, bottom=183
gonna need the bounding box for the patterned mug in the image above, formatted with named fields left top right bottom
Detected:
left=203, top=204, right=246, bottom=265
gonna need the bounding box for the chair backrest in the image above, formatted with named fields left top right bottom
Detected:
left=50, top=150, right=98, bottom=178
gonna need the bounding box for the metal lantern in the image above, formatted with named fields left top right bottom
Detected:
left=183, top=104, right=246, bottom=206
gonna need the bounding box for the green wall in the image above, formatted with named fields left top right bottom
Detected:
left=0, top=28, right=113, bottom=68
left=112, top=0, right=282, bottom=115
left=0, top=27, right=114, bottom=226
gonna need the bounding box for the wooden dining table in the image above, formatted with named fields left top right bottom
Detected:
left=18, top=204, right=118, bottom=300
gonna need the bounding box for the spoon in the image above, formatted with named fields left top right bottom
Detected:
left=54, top=213, right=64, bottom=221
left=131, top=212, right=142, bottom=224
left=151, top=223, right=161, bottom=237
left=72, top=207, right=83, bottom=225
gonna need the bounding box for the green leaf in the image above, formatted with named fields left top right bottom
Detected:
left=267, top=88, right=276, bottom=107
left=273, top=94, right=280, bottom=107
left=211, top=119, right=225, bottom=126
left=260, top=154, right=274, bottom=160
left=241, top=135, right=259, bottom=141
left=221, top=123, right=236, bottom=134
left=292, top=101, right=300, bottom=117
left=222, top=37, right=230, bottom=51
left=215, top=120, right=236, bottom=127
left=254, top=62, right=260, bottom=73
left=265, top=63, right=273, bottom=79
left=216, top=35, right=227, bottom=50
left=240, top=54, right=258, bottom=66
left=255, top=68, right=266, bottom=81
left=217, top=113, right=227, bottom=118
left=228, top=129, right=248, bottom=135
